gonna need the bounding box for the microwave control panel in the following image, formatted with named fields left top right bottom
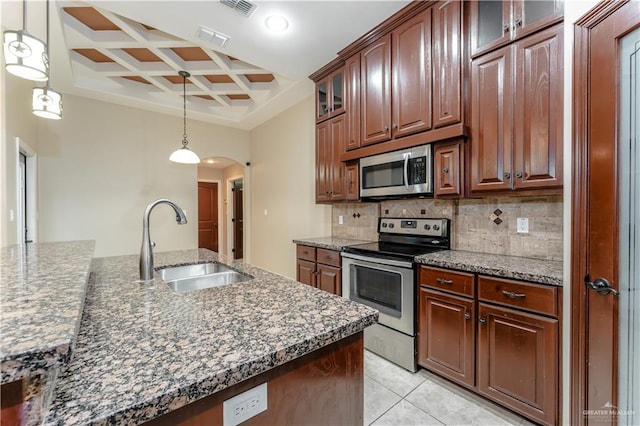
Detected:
left=408, top=157, right=427, bottom=184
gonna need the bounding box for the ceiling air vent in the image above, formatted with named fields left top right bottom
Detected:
left=219, top=0, right=258, bottom=17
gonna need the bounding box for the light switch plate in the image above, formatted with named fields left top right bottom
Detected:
left=338, top=215, right=344, bottom=225
left=517, top=218, right=529, bottom=233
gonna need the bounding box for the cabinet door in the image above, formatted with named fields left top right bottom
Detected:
left=418, top=287, right=475, bottom=388
left=513, top=24, right=563, bottom=190
left=345, top=55, right=361, bottom=151
left=317, top=264, right=341, bottom=296
left=297, top=259, right=317, bottom=287
left=470, top=46, right=513, bottom=192
left=315, top=77, right=330, bottom=123
left=329, top=68, right=345, bottom=118
left=470, top=0, right=511, bottom=57
left=512, top=0, right=563, bottom=41
left=478, top=303, right=558, bottom=425
left=432, top=0, right=462, bottom=128
left=329, top=115, right=346, bottom=200
left=392, top=9, right=432, bottom=138
left=361, top=34, right=392, bottom=146
left=434, top=142, right=463, bottom=197
left=345, top=162, right=359, bottom=201
left=315, top=121, right=331, bottom=203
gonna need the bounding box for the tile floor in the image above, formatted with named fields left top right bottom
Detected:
left=364, top=350, right=535, bottom=426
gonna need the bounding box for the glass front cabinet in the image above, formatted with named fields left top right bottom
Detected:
left=315, top=68, right=345, bottom=123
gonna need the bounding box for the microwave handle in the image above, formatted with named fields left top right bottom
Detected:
left=403, top=152, right=410, bottom=190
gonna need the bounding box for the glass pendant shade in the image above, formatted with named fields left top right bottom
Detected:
left=3, top=30, right=49, bottom=81
left=169, top=145, right=201, bottom=164
left=32, top=86, right=62, bottom=119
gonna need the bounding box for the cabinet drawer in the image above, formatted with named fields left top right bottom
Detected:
left=419, top=266, right=475, bottom=297
left=296, top=245, right=317, bottom=262
left=478, top=276, right=558, bottom=317
left=317, top=248, right=341, bottom=267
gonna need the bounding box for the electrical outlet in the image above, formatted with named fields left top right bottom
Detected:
left=223, top=383, right=267, bottom=426
left=517, top=218, right=529, bottom=234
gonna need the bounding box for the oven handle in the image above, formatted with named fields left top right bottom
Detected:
left=403, top=152, right=410, bottom=190
left=341, top=252, right=413, bottom=269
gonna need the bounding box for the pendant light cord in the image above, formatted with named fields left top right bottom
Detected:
left=180, top=71, right=190, bottom=147
left=22, top=0, right=26, bottom=30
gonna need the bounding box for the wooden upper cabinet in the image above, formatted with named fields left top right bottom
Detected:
left=392, top=9, right=432, bottom=138
left=316, top=115, right=347, bottom=203
left=470, top=46, right=513, bottom=192
left=513, top=24, right=563, bottom=190
left=315, top=68, right=345, bottom=123
left=361, top=34, right=392, bottom=146
left=434, top=142, right=464, bottom=197
left=345, top=55, right=361, bottom=151
left=315, top=121, right=332, bottom=202
left=432, top=0, right=462, bottom=128
left=329, top=115, right=346, bottom=200
left=345, top=162, right=359, bottom=201
left=470, top=0, right=563, bottom=58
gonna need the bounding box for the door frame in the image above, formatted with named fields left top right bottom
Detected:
left=226, top=175, right=243, bottom=259
left=15, top=137, right=37, bottom=245
left=197, top=179, right=222, bottom=253
left=571, top=0, right=637, bottom=422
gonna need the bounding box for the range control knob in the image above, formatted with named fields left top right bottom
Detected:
left=389, top=223, right=395, bottom=229
left=382, top=223, right=388, bottom=228
left=433, top=224, right=440, bottom=231
left=424, top=224, right=431, bottom=230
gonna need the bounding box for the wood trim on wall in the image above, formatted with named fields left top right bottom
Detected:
left=570, top=1, right=630, bottom=424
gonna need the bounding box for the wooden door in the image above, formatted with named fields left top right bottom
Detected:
left=513, top=24, right=563, bottom=190
left=197, top=182, right=218, bottom=252
left=296, top=259, right=316, bottom=287
left=432, top=0, right=462, bottom=128
left=317, top=264, right=341, bottom=296
left=360, top=34, right=391, bottom=146
left=470, top=45, right=513, bottom=192
left=392, top=9, right=432, bottom=138
left=418, top=287, right=475, bottom=388
left=345, top=54, right=361, bottom=151
left=315, top=121, right=331, bottom=202
left=477, top=302, right=558, bottom=425
left=232, top=180, right=243, bottom=259
left=329, top=115, right=346, bottom=201
left=572, top=2, right=640, bottom=424
left=434, top=142, right=462, bottom=197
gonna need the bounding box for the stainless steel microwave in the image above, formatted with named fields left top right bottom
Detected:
left=359, top=144, right=433, bottom=199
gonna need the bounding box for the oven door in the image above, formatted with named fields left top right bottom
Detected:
left=341, top=252, right=415, bottom=336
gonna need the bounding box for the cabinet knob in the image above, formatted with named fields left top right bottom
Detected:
left=514, top=17, right=522, bottom=27
left=479, top=317, right=487, bottom=325
left=442, top=167, right=449, bottom=174
left=383, top=125, right=389, bottom=132
left=464, top=312, right=471, bottom=320
left=516, top=172, right=523, bottom=179
left=504, top=172, right=511, bottom=180
left=392, top=123, right=398, bottom=129
left=503, top=23, right=510, bottom=33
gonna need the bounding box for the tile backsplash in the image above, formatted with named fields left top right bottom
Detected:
left=331, top=196, right=563, bottom=261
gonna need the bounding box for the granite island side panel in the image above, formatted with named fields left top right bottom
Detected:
left=1, top=241, right=95, bottom=384
left=44, top=249, right=378, bottom=425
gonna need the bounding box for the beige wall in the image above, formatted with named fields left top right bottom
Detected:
left=197, top=167, right=223, bottom=181
left=249, top=96, right=331, bottom=278
left=35, top=94, right=250, bottom=257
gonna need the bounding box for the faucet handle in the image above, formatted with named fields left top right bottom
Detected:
left=151, top=241, right=156, bottom=248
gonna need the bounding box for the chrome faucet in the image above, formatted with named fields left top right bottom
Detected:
left=140, top=199, right=187, bottom=281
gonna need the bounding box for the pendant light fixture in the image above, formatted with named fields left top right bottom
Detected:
left=3, top=0, right=49, bottom=81
left=169, top=71, right=200, bottom=164
left=33, top=0, right=62, bottom=120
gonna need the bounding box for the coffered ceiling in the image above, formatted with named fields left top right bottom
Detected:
left=1, top=0, right=411, bottom=130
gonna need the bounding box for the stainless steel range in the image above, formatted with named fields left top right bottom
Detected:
left=341, top=217, right=450, bottom=372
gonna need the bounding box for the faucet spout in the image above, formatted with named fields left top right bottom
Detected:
left=140, top=199, right=188, bottom=281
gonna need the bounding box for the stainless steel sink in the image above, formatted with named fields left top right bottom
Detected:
left=165, top=271, right=251, bottom=293
left=156, top=262, right=232, bottom=281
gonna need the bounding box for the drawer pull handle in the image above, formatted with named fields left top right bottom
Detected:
left=436, top=278, right=453, bottom=285
left=502, top=290, right=526, bottom=299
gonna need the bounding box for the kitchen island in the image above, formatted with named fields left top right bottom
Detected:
left=1, top=242, right=377, bottom=425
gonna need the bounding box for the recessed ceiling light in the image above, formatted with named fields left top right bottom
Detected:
left=206, top=159, right=215, bottom=164
left=265, top=15, right=288, bottom=33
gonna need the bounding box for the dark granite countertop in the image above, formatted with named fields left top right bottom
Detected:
left=293, top=236, right=374, bottom=251
left=0, top=241, right=95, bottom=384
left=44, top=249, right=378, bottom=425
left=415, top=250, right=563, bottom=286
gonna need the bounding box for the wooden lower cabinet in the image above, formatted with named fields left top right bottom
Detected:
left=295, top=245, right=342, bottom=296
left=477, top=303, right=558, bottom=426
left=418, top=287, right=475, bottom=388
